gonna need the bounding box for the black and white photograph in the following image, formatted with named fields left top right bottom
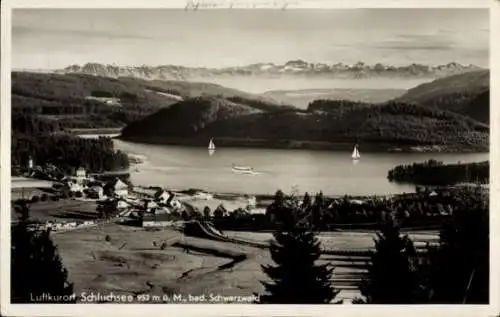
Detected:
left=1, top=0, right=498, bottom=315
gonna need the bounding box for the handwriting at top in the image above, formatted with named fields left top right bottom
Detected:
left=184, top=0, right=297, bottom=10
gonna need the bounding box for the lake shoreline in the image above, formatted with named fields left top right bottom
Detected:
left=117, top=135, right=489, bottom=154
left=135, top=184, right=404, bottom=201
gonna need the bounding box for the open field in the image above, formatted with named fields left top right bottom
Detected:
left=11, top=176, right=55, bottom=188
left=11, top=177, right=57, bottom=200
left=223, top=230, right=439, bottom=251
left=11, top=188, right=49, bottom=201
left=52, top=224, right=266, bottom=303
left=11, top=199, right=99, bottom=223
left=51, top=223, right=371, bottom=303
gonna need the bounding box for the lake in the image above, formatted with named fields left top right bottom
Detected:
left=114, top=139, right=488, bottom=196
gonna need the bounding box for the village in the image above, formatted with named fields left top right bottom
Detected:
left=11, top=157, right=263, bottom=233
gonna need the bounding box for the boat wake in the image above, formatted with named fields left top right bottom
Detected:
left=231, top=167, right=263, bottom=175
left=141, top=164, right=181, bottom=173
left=231, top=164, right=260, bottom=175
left=232, top=170, right=262, bottom=175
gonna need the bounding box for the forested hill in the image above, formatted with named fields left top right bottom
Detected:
left=10, top=71, right=291, bottom=173
left=11, top=72, right=288, bottom=130
left=395, top=70, right=489, bottom=124
left=121, top=97, right=489, bottom=152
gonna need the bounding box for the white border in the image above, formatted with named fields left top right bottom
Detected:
left=1, top=0, right=498, bottom=316
left=0, top=0, right=493, bottom=8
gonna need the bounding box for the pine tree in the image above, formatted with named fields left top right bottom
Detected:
left=314, top=191, right=324, bottom=208
left=425, top=191, right=489, bottom=303
left=258, top=200, right=339, bottom=304
left=11, top=204, right=75, bottom=303
left=266, top=190, right=289, bottom=228
left=310, top=191, right=325, bottom=229
left=302, top=192, right=312, bottom=209
left=359, top=220, right=424, bottom=304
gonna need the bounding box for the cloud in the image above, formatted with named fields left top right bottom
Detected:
left=371, top=33, right=458, bottom=51
left=373, top=43, right=455, bottom=51
left=12, top=26, right=157, bottom=41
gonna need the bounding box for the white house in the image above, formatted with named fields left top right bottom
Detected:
left=67, top=181, right=84, bottom=193
left=145, top=200, right=159, bottom=212
left=117, top=200, right=131, bottom=210
left=113, top=179, right=129, bottom=197
left=349, top=199, right=365, bottom=205
left=75, top=167, right=87, bottom=181
left=170, top=200, right=182, bottom=210
left=154, top=189, right=182, bottom=209
left=245, top=195, right=257, bottom=208
left=154, top=189, right=171, bottom=203
left=88, top=186, right=104, bottom=199
left=193, top=191, right=213, bottom=200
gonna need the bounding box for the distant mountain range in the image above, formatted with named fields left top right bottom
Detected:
left=48, top=61, right=484, bottom=82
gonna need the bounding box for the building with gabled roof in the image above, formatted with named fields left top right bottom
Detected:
left=111, top=179, right=129, bottom=197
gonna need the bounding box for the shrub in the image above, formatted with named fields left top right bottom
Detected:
left=105, top=235, right=111, bottom=242
left=31, top=196, right=40, bottom=203
left=75, top=191, right=83, bottom=198
left=258, top=194, right=339, bottom=304
left=11, top=220, right=74, bottom=303
left=14, top=199, right=29, bottom=205
left=41, top=194, right=48, bottom=202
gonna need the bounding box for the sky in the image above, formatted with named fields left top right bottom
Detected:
left=12, top=8, right=489, bottom=70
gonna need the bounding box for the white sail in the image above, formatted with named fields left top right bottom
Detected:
left=208, top=138, right=215, bottom=150
left=352, top=145, right=360, bottom=159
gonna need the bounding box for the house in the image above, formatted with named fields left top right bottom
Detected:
left=84, top=96, right=121, bottom=106
left=349, top=199, right=365, bottom=205
left=88, top=186, right=104, bottom=199
left=144, top=200, right=159, bottom=212
left=244, top=195, right=257, bottom=208
left=155, top=189, right=182, bottom=209
left=154, top=189, right=171, bottom=203
left=67, top=180, right=85, bottom=194
left=193, top=191, right=213, bottom=200
left=111, top=179, right=129, bottom=197
left=117, top=200, right=131, bottom=210
left=142, top=213, right=176, bottom=227
left=170, top=199, right=182, bottom=210
left=76, top=167, right=87, bottom=178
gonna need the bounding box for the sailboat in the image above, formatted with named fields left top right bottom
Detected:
left=208, top=138, right=216, bottom=156
left=352, top=144, right=360, bottom=160
left=208, top=138, right=216, bottom=151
